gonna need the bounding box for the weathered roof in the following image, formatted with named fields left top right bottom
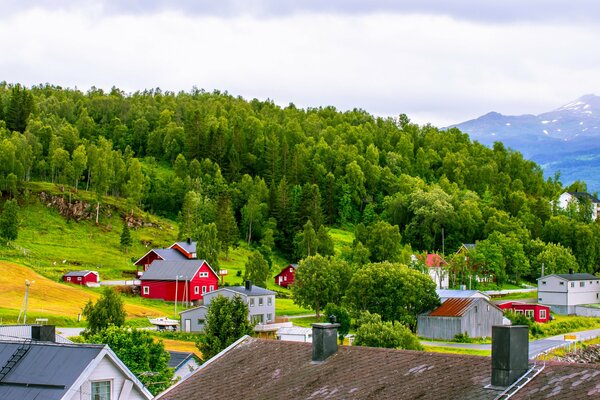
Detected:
left=566, top=191, right=600, bottom=203
left=428, top=297, right=478, bottom=317
left=539, top=273, right=599, bottom=281
left=63, top=270, right=97, bottom=277
left=168, top=351, right=195, bottom=370
left=171, top=240, right=197, bottom=254
left=140, top=260, right=213, bottom=281
left=436, top=289, right=489, bottom=300
left=0, top=325, right=72, bottom=344
left=425, top=254, right=447, bottom=268
left=225, top=285, right=276, bottom=296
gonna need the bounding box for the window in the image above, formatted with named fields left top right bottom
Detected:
left=560, top=282, right=564, bottom=285
left=580, top=282, right=585, bottom=287
left=143, top=286, right=149, bottom=295
left=290, top=267, right=294, bottom=272
left=570, top=282, right=575, bottom=288
left=209, top=285, right=214, bottom=292
left=67, top=277, right=71, bottom=281
left=258, top=297, right=264, bottom=306
left=474, top=306, right=478, bottom=313
left=249, top=298, right=255, bottom=307
left=284, top=276, right=287, bottom=281
left=194, top=286, right=199, bottom=294
left=525, top=310, right=534, bottom=319
left=267, top=313, right=273, bottom=322
left=77, top=277, right=82, bottom=281
left=516, top=309, right=524, bottom=315
left=202, top=286, right=207, bottom=293
left=267, top=297, right=272, bottom=306
left=199, top=272, right=209, bottom=278
left=91, top=380, right=111, bottom=400
left=197, top=318, right=205, bottom=325
left=540, top=309, right=547, bottom=319
left=250, top=314, right=264, bottom=324
left=542, top=281, right=546, bottom=285
left=486, top=305, right=490, bottom=311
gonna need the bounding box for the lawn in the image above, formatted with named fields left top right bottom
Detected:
left=423, top=345, right=490, bottom=357
left=276, top=298, right=312, bottom=317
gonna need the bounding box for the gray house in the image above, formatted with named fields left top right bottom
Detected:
left=417, top=297, right=504, bottom=340
left=179, top=281, right=276, bottom=332
left=538, top=272, right=600, bottom=314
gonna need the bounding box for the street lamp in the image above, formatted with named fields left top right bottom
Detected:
left=174, top=275, right=184, bottom=317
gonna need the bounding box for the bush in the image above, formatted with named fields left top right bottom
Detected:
left=453, top=332, right=473, bottom=343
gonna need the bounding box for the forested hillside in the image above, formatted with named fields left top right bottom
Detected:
left=0, top=82, right=598, bottom=286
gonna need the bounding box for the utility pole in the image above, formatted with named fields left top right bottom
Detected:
left=20, top=280, right=33, bottom=324
left=174, top=275, right=183, bottom=318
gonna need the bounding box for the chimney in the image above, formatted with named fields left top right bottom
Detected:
left=491, top=325, right=529, bottom=387
left=187, top=237, right=192, bottom=245
left=245, top=280, right=252, bottom=291
left=32, top=325, right=56, bottom=342
left=311, top=322, right=340, bottom=362
left=569, top=268, right=574, bottom=275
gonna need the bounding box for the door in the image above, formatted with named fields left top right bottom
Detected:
left=185, top=319, right=191, bottom=332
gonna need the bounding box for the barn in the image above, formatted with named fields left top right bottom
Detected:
left=140, top=260, right=219, bottom=303
left=62, top=270, right=99, bottom=285
left=274, top=264, right=297, bottom=288
left=498, top=301, right=551, bottom=323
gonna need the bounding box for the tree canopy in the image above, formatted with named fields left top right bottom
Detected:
left=82, top=287, right=126, bottom=335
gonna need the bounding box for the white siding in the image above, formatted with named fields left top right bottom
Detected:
left=68, top=356, right=147, bottom=400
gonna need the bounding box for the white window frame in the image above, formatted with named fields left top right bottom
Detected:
left=66, top=277, right=71, bottom=281
left=249, top=298, right=255, bottom=307
left=143, top=286, right=150, bottom=295
left=258, top=297, right=264, bottom=306
left=91, top=380, right=111, bottom=400
left=540, top=309, right=547, bottom=319
left=267, top=296, right=272, bottom=306
left=515, top=309, right=524, bottom=315
left=525, top=309, right=534, bottom=319
left=199, top=272, right=209, bottom=278
left=77, top=276, right=82, bottom=281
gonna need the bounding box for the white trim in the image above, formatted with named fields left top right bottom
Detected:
left=133, top=249, right=164, bottom=266
left=155, top=335, right=251, bottom=399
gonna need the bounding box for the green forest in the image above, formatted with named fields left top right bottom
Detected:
left=0, top=82, right=598, bottom=287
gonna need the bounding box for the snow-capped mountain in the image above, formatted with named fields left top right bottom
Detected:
left=451, top=95, right=600, bottom=192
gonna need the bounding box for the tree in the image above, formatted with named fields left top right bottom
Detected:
left=215, top=194, right=238, bottom=260
left=197, top=295, right=253, bottom=360
left=354, top=221, right=403, bottom=263
left=293, top=219, right=317, bottom=260
left=82, top=287, right=126, bottom=335
left=291, top=255, right=353, bottom=319
left=345, top=262, right=439, bottom=330
left=194, top=222, right=221, bottom=268
left=244, top=251, right=270, bottom=287
left=534, top=242, right=578, bottom=277
left=120, top=221, right=132, bottom=253
left=71, top=144, right=87, bottom=191
left=86, top=326, right=173, bottom=395
left=315, top=225, right=335, bottom=257
left=0, top=199, right=18, bottom=244
left=354, top=312, right=423, bottom=350
left=323, top=303, right=350, bottom=344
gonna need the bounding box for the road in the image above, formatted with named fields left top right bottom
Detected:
left=422, top=327, right=600, bottom=358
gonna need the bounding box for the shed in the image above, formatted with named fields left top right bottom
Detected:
left=62, top=270, right=99, bottom=285
left=274, top=263, right=298, bottom=288
left=277, top=326, right=312, bottom=343
left=498, top=301, right=551, bottom=323
left=417, top=297, right=504, bottom=340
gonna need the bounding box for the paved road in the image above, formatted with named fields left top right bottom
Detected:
left=421, top=327, right=600, bottom=358
left=57, top=327, right=84, bottom=337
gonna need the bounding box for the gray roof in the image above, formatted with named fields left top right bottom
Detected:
left=226, top=285, right=276, bottom=296
left=0, top=325, right=72, bottom=344
left=63, top=270, right=97, bottom=277
left=140, top=260, right=209, bottom=281
left=168, top=351, right=195, bottom=370
left=567, top=192, right=600, bottom=203
left=154, top=248, right=189, bottom=261
left=172, top=240, right=197, bottom=254
left=542, top=273, right=599, bottom=281
left=0, top=341, right=104, bottom=400
left=436, top=289, right=489, bottom=299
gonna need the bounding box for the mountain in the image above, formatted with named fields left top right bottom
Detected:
left=451, top=94, right=600, bottom=192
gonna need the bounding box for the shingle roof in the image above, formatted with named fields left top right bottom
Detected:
left=157, top=337, right=600, bottom=400
left=140, top=260, right=210, bottom=281
left=428, top=297, right=477, bottom=317
left=541, top=273, right=599, bottom=281
left=62, top=270, right=97, bottom=277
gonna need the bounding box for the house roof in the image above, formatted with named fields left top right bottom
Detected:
left=0, top=325, right=72, bottom=344
left=140, top=260, right=217, bottom=281
left=168, top=351, right=196, bottom=370
left=425, top=254, right=447, bottom=268
left=0, top=341, right=152, bottom=400
left=224, top=285, right=276, bottom=296
left=156, top=336, right=600, bottom=400
left=565, top=192, right=600, bottom=204
left=436, top=289, right=489, bottom=300
left=428, top=297, right=480, bottom=317
left=134, top=248, right=188, bottom=266
left=179, top=305, right=207, bottom=316
left=62, top=270, right=97, bottom=277
left=171, top=240, right=197, bottom=254
left=538, top=273, right=599, bottom=281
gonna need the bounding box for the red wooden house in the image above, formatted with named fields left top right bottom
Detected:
left=498, top=301, right=551, bottom=323
left=169, top=239, right=197, bottom=259
left=63, top=270, right=99, bottom=285
left=134, top=248, right=187, bottom=276
left=140, top=260, right=218, bottom=302
left=274, top=264, right=298, bottom=288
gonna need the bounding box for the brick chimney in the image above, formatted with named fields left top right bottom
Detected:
left=31, top=325, right=56, bottom=342
left=245, top=280, right=252, bottom=291
left=491, top=325, right=529, bottom=387
left=311, top=322, right=340, bottom=362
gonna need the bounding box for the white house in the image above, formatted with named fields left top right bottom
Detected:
left=537, top=272, right=600, bottom=314
left=558, top=192, right=600, bottom=221
left=180, top=280, right=276, bottom=332
left=0, top=326, right=152, bottom=400
left=277, top=326, right=313, bottom=343
left=436, top=289, right=490, bottom=302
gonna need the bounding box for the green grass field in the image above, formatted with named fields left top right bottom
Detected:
left=423, top=345, right=490, bottom=357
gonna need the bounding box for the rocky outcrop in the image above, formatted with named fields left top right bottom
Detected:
left=555, top=344, right=600, bottom=364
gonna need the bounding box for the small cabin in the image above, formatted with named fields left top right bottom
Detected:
left=498, top=301, right=551, bottom=323
left=62, top=270, right=99, bottom=285
left=274, top=264, right=298, bottom=288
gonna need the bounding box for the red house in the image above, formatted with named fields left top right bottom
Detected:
left=140, top=260, right=219, bottom=302
left=169, top=239, right=197, bottom=259
left=274, top=264, right=298, bottom=288
left=498, top=301, right=551, bottom=323
left=134, top=248, right=188, bottom=276
left=63, top=270, right=99, bottom=285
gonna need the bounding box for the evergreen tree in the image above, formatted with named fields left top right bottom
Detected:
left=194, top=223, right=221, bottom=268
left=243, top=251, right=270, bottom=287
left=120, top=221, right=132, bottom=253
left=0, top=199, right=18, bottom=244
left=216, top=194, right=238, bottom=260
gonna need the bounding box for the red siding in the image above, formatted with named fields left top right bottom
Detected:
left=274, top=265, right=296, bottom=288
left=498, top=302, right=551, bottom=323
left=141, top=262, right=219, bottom=302
left=170, top=244, right=194, bottom=259
left=63, top=272, right=98, bottom=285
left=135, top=251, right=163, bottom=271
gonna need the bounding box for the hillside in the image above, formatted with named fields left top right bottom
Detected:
left=451, top=94, right=600, bottom=191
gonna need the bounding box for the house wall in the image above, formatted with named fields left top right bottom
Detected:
left=428, top=267, right=449, bottom=290
left=499, top=303, right=551, bottom=323
left=174, top=357, right=199, bottom=381
left=538, top=276, right=600, bottom=313
left=179, top=306, right=208, bottom=332
left=68, top=356, right=147, bottom=400
left=417, top=316, right=462, bottom=340
left=135, top=251, right=162, bottom=270
left=574, top=305, right=600, bottom=317
left=141, top=264, right=219, bottom=302
left=275, top=266, right=295, bottom=288
left=459, top=301, right=505, bottom=338
left=202, top=290, right=276, bottom=325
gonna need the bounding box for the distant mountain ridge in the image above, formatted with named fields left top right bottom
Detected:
left=451, top=94, right=600, bottom=192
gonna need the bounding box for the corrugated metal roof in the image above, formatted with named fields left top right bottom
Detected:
left=63, top=270, right=96, bottom=277
left=0, top=325, right=72, bottom=344
left=226, top=286, right=276, bottom=296
left=552, top=273, right=599, bottom=281
left=428, top=298, right=476, bottom=317
left=168, top=351, right=194, bottom=369
left=155, top=248, right=189, bottom=261
left=0, top=341, right=103, bottom=400
left=140, top=260, right=208, bottom=280
left=172, top=240, right=197, bottom=254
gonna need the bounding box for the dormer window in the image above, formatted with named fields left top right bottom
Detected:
left=199, top=272, right=209, bottom=278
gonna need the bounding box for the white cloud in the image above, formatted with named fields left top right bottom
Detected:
left=1, top=7, right=599, bottom=126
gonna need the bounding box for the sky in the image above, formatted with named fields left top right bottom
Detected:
left=1, top=1, right=600, bottom=127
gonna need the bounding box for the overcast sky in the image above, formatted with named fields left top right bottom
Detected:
left=1, top=1, right=599, bottom=126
